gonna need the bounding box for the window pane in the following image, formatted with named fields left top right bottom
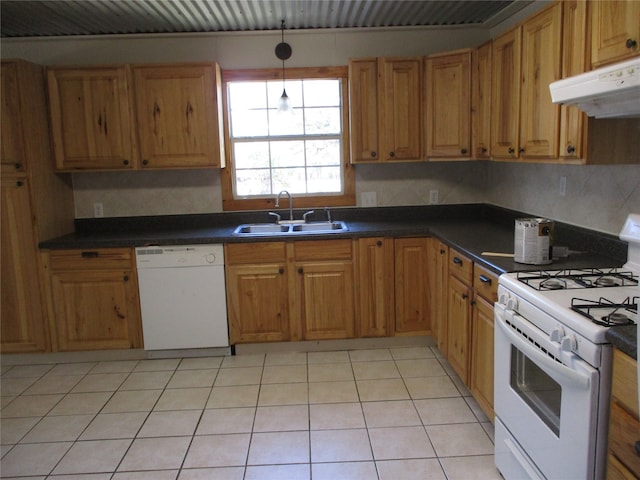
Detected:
left=229, top=82, right=267, bottom=110
left=236, top=169, right=272, bottom=196
left=306, top=140, right=341, bottom=166
left=307, top=166, right=342, bottom=193
left=273, top=168, right=307, bottom=194
left=271, top=141, right=305, bottom=168
left=269, top=110, right=304, bottom=136
left=303, top=80, right=341, bottom=107
left=231, top=109, right=269, bottom=137
left=234, top=142, right=271, bottom=169
left=304, top=107, right=341, bottom=134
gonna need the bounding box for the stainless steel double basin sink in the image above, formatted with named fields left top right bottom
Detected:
left=233, top=221, right=348, bottom=236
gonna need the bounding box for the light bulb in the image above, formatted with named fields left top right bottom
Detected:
left=278, top=89, right=293, bottom=114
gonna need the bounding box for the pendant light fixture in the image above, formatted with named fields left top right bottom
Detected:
left=275, top=19, right=293, bottom=114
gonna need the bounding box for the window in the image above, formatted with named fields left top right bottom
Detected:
left=221, top=67, right=355, bottom=211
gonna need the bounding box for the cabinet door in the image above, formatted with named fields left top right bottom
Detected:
left=357, top=237, right=394, bottom=337
left=491, top=27, right=521, bottom=159
left=519, top=3, right=562, bottom=159
left=447, top=275, right=471, bottom=382
left=1, top=63, right=26, bottom=175
left=394, top=238, right=430, bottom=334
left=591, top=0, right=640, bottom=68
left=378, top=58, right=423, bottom=161
left=225, top=263, right=290, bottom=344
left=296, top=260, right=355, bottom=340
left=50, top=269, right=142, bottom=351
left=1, top=177, right=49, bottom=353
left=47, top=66, right=135, bottom=170
left=559, top=0, right=589, bottom=160
left=472, top=42, right=492, bottom=159
left=470, top=295, right=495, bottom=420
left=349, top=59, right=380, bottom=163
left=428, top=239, right=448, bottom=354
left=133, top=64, right=223, bottom=168
left=425, top=51, right=471, bottom=159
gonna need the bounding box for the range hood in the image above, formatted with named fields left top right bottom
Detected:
left=549, top=58, right=640, bottom=118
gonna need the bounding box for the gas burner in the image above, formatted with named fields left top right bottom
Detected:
left=570, top=296, right=638, bottom=327
left=518, top=268, right=639, bottom=290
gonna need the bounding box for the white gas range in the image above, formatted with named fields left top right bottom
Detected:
left=494, top=214, right=640, bottom=480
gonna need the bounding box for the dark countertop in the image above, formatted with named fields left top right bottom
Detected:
left=606, top=326, right=637, bottom=360
left=40, top=203, right=634, bottom=353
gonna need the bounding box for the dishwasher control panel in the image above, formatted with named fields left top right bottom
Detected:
left=135, top=245, right=224, bottom=268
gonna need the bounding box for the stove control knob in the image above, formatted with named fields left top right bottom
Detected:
left=550, top=326, right=565, bottom=343
left=506, top=297, right=518, bottom=311
left=561, top=334, right=578, bottom=353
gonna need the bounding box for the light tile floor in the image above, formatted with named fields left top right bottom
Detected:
left=0, top=346, right=501, bottom=479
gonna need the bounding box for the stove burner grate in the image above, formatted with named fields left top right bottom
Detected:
left=570, top=296, right=638, bottom=327
left=518, top=268, right=639, bottom=290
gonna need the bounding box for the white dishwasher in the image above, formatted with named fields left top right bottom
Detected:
left=135, top=244, right=229, bottom=350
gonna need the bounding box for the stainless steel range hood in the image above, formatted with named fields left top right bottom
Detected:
left=549, top=58, right=640, bottom=118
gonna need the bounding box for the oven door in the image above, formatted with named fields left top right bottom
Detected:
left=494, top=304, right=600, bottom=480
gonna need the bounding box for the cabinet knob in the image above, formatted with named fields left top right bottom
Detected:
left=389, top=151, right=395, bottom=158
left=142, top=159, right=149, bottom=166
left=298, top=267, right=303, bottom=274
left=566, top=145, right=575, bottom=154
left=462, top=293, right=469, bottom=300
left=470, top=299, right=476, bottom=305
left=14, top=162, right=22, bottom=170
left=123, top=160, right=130, bottom=166
left=518, top=147, right=525, bottom=154
left=371, top=151, right=377, bottom=158
left=279, top=267, right=284, bottom=275
left=461, top=148, right=467, bottom=155
left=376, top=240, right=383, bottom=247
left=453, top=257, right=463, bottom=266
left=439, top=249, right=446, bottom=254
left=16, top=180, right=23, bottom=187
left=123, top=275, right=129, bottom=282
left=481, top=147, right=487, bottom=154
left=508, top=147, right=515, bottom=154
left=626, top=38, right=638, bottom=49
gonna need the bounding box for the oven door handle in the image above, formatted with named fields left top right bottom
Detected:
left=496, top=314, right=591, bottom=389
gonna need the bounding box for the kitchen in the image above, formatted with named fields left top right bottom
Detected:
left=2, top=0, right=640, bottom=478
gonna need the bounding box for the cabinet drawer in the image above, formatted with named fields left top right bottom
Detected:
left=448, top=247, right=473, bottom=284
left=294, top=239, right=352, bottom=261
left=609, top=399, right=640, bottom=477
left=225, top=242, right=286, bottom=264
left=613, top=349, right=639, bottom=417
left=49, top=248, right=133, bottom=270
left=473, top=264, right=498, bottom=302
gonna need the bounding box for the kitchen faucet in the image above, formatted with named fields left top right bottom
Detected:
left=275, top=190, right=293, bottom=222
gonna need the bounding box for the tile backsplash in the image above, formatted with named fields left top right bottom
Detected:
left=73, top=161, right=640, bottom=235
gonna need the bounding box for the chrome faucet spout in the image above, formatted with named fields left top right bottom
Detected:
left=275, top=190, right=293, bottom=221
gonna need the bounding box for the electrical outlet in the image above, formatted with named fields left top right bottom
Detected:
left=559, top=176, right=567, bottom=197
left=93, top=203, right=104, bottom=218
left=361, top=191, right=377, bottom=207
left=429, top=189, right=439, bottom=205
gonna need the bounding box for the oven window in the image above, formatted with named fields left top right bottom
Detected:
left=511, top=345, right=561, bottom=436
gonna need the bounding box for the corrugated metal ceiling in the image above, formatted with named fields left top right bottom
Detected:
left=1, top=0, right=523, bottom=38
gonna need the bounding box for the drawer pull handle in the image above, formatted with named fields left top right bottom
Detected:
left=635, top=441, right=640, bottom=457
left=453, top=257, right=463, bottom=265
left=81, top=251, right=99, bottom=258
left=479, top=275, right=492, bottom=285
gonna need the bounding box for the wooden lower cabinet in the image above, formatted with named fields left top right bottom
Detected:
left=428, top=239, right=448, bottom=354
left=45, top=248, right=142, bottom=351
left=356, top=238, right=394, bottom=337
left=394, top=238, right=431, bottom=335
left=607, top=349, right=640, bottom=478
left=1, top=177, right=50, bottom=353
left=470, top=295, right=495, bottom=420
left=447, top=274, right=472, bottom=382
left=225, top=240, right=356, bottom=343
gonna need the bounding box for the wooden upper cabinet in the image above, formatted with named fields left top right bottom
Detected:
left=1, top=62, right=27, bottom=175
left=559, top=0, right=589, bottom=160
left=133, top=63, right=224, bottom=168
left=491, top=27, right=521, bottom=159
left=47, top=66, right=136, bottom=171
left=349, top=59, right=380, bottom=163
left=591, top=0, right=640, bottom=68
left=378, top=57, right=423, bottom=162
left=472, top=41, right=492, bottom=159
left=519, top=3, right=562, bottom=159
left=425, top=50, right=472, bottom=159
